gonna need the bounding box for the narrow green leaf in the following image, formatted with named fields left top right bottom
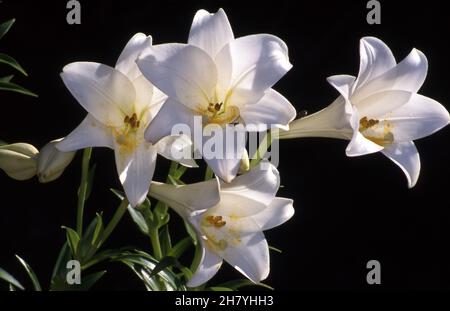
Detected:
left=149, top=256, right=179, bottom=278
left=160, top=225, right=172, bottom=256
left=71, top=271, right=106, bottom=291
left=110, top=188, right=125, bottom=200
left=62, top=226, right=80, bottom=258
left=0, top=81, right=38, bottom=97
left=269, top=246, right=283, bottom=254
left=127, top=205, right=149, bottom=234
left=15, top=255, right=42, bottom=291
left=9, top=284, right=16, bottom=291
left=0, top=75, right=13, bottom=83
left=91, top=213, right=104, bottom=247
left=85, top=164, right=97, bottom=200
left=0, top=53, right=28, bottom=76
left=208, top=287, right=233, bottom=291
left=168, top=237, right=192, bottom=259
left=173, top=165, right=188, bottom=179
left=51, top=242, right=71, bottom=280
left=0, top=19, right=15, bottom=40
left=0, top=267, right=24, bottom=290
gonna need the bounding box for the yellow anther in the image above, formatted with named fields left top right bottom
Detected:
left=205, top=215, right=227, bottom=228
left=359, top=116, right=380, bottom=131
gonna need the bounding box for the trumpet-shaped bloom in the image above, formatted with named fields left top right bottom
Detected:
left=137, top=9, right=296, bottom=182
left=149, top=162, right=294, bottom=286
left=279, top=37, right=450, bottom=187
left=57, top=33, right=195, bottom=207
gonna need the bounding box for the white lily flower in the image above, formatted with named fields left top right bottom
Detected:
left=0, top=143, right=38, bottom=181
left=57, top=33, right=196, bottom=207
left=279, top=37, right=450, bottom=188
left=149, top=162, right=294, bottom=286
left=37, top=139, right=76, bottom=183
left=137, top=8, right=296, bottom=182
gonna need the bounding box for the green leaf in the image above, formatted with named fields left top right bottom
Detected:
left=113, top=250, right=186, bottom=291
left=208, top=287, right=233, bottom=291
left=0, top=19, right=15, bottom=40
left=184, top=220, right=198, bottom=246
left=0, top=81, right=38, bottom=97
left=0, top=53, right=28, bottom=76
left=160, top=225, right=172, bottom=256
left=110, top=188, right=125, bottom=200
left=269, top=246, right=283, bottom=254
left=15, top=255, right=42, bottom=291
left=0, top=75, right=13, bottom=83
left=0, top=267, right=24, bottom=290
left=77, top=215, right=102, bottom=261
left=216, top=279, right=274, bottom=291
left=50, top=271, right=106, bottom=291
left=62, top=226, right=80, bottom=258
left=168, top=237, right=192, bottom=259
left=91, top=213, right=104, bottom=247
left=85, top=164, right=97, bottom=200
left=127, top=204, right=149, bottom=234
left=51, top=242, right=71, bottom=281
left=148, top=256, right=179, bottom=278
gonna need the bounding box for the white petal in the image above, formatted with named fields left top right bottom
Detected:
left=240, top=88, right=296, bottom=131
left=202, top=124, right=247, bottom=183
left=356, top=48, right=428, bottom=99
left=57, top=115, right=114, bottom=152
left=219, top=162, right=280, bottom=215
left=353, top=37, right=396, bottom=92
left=132, top=75, right=154, bottom=116
left=187, top=242, right=223, bottom=287
left=385, top=94, right=450, bottom=141
left=114, top=142, right=157, bottom=207
left=346, top=132, right=384, bottom=157
left=144, top=98, right=196, bottom=144
left=278, top=97, right=354, bottom=140
left=326, top=75, right=356, bottom=99
left=149, top=179, right=221, bottom=218
left=252, top=198, right=294, bottom=231
left=355, top=90, right=412, bottom=118
left=137, top=43, right=217, bottom=110
left=221, top=228, right=270, bottom=283
left=115, top=33, right=152, bottom=80
left=61, top=62, right=135, bottom=126
left=381, top=141, right=420, bottom=188
left=216, top=34, right=292, bottom=107
left=188, top=8, right=234, bottom=58
left=157, top=135, right=197, bottom=168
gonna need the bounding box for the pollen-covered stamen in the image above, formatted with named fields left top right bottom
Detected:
left=359, top=116, right=394, bottom=146
left=359, top=116, right=379, bottom=131
left=205, top=215, right=227, bottom=228
left=123, top=113, right=140, bottom=129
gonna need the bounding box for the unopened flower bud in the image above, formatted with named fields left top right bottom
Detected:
left=37, top=139, right=76, bottom=183
left=0, top=143, right=39, bottom=180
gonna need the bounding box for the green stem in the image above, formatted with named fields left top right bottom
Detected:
left=167, top=161, right=178, bottom=181
left=250, top=130, right=273, bottom=168
left=204, top=166, right=214, bottom=180
left=149, top=228, right=163, bottom=260
left=76, top=148, right=92, bottom=236
left=98, top=199, right=129, bottom=248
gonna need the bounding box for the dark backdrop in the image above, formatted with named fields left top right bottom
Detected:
left=0, top=0, right=449, bottom=290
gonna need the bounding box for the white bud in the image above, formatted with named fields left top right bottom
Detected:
left=0, top=143, right=39, bottom=180
left=37, top=139, right=76, bottom=183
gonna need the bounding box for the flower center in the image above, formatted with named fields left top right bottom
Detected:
left=114, top=112, right=144, bottom=154
left=199, top=102, right=240, bottom=126
left=200, top=214, right=229, bottom=251
left=359, top=116, right=394, bottom=146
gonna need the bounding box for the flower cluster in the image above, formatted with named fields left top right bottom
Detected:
left=0, top=8, right=448, bottom=289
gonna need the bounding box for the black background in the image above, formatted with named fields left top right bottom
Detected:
left=0, top=0, right=449, bottom=291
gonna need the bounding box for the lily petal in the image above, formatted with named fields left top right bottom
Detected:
left=144, top=98, right=196, bottom=144
left=57, top=115, right=114, bottom=152
left=346, top=131, right=384, bottom=157
left=220, top=228, right=270, bottom=283
left=356, top=48, right=428, bottom=99
left=385, top=94, right=450, bottom=141
left=240, top=88, right=296, bottom=131
left=114, top=142, right=157, bottom=207
left=188, top=8, right=234, bottom=59
left=355, top=90, right=412, bottom=119
left=353, top=37, right=396, bottom=92
left=116, top=33, right=152, bottom=81
left=157, top=135, right=197, bottom=168
left=216, top=34, right=292, bottom=107
left=187, top=242, right=223, bottom=287
left=381, top=141, right=420, bottom=188
left=252, top=198, right=294, bottom=231
left=137, top=43, right=217, bottom=110
left=149, top=179, right=221, bottom=218
left=132, top=75, right=155, bottom=116
left=61, top=62, right=136, bottom=126
left=327, top=75, right=356, bottom=99
left=220, top=162, right=280, bottom=210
